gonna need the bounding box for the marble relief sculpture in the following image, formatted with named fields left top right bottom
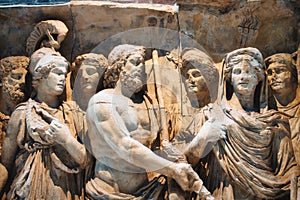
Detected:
left=0, top=15, right=298, bottom=199
left=81, top=44, right=213, bottom=199
left=170, top=48, right=219, bottom=153
left=265, top=53, right=300, bottom=166
left=0, top=56, right=30, bottom=195
left=0, top=53, right=90, bottom=199
left=184, top=47, right=300, bottom=199
left=180, top=48, right=219, bottom=109
left=71, top=53, right=108, bottom=111
left=26, top=20, right=68, bottom=56
left=0, top=56, right=31, bottom=155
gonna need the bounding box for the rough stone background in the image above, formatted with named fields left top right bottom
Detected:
left=0, top=0, right=299, bottom=62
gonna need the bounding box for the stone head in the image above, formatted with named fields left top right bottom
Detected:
left=30, top=54, right=69, bottom=96
left=0, top=56, right=30, bottom=105
left=265, top=53, right=297, bottom=94
left=71, top=53, right=108, bottom=93
left=224, top=47, right=265, bottom=96
left=181, top=48, right=218, bottom=106
left=103, top=44, right=146, bottom=90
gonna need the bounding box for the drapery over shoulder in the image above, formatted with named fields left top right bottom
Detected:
left=6, top=99, right=88, bottom=200
left=197, top=101, right=300, bottom=199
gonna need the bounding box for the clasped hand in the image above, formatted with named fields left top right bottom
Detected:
left=172, top=162, right=203, bottom=192
left=199, top=118, right=227, bottom=143
left=44, top=119, right=72, bottom=145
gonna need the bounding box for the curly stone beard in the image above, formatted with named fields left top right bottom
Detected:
left=120, top=72, right=145, bottom=94
left=2, top=80, right=26, bottom=104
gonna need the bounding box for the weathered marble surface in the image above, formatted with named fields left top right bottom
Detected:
left=0, top=1, right=299, bottom=199
left=0, top=0, right=298, bottom=61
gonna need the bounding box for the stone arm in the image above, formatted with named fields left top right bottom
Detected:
left=86, top=100, right=202, bottom=192
left=47, top=119, right=90, bottom=169
left=184, top=118, right=226, bottom=166
left=0, top=109, right=22, bottom=193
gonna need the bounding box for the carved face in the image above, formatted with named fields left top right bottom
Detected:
left=184, top=67, right=209, bottom=98
left=231, top=54, right=260, bottom=95
left=120, top=54, right=145, bottom=94
left=76, top=64, right=100, bottom=93
left=267, top=62, right=294, bottom=94
left=2, top=67, right=28, bottom=103
left=38, top=64, right=67, bottom=97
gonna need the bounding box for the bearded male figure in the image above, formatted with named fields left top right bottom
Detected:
left=0, top=56, right=31, bottom=156
left=82, top=44, right=212, bottom=199
left=0, top=56, right=30, bottom=195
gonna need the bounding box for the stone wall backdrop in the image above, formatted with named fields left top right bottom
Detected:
left=0, top=0, right=299, bottom=62
left=177, top=0, right=300, bottom=61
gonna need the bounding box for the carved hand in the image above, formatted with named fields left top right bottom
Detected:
left=171, top=162, right=202, bottom=192
left=199, top=118, right=227, bottom=143
left=47, top=119, right=73, bottom=145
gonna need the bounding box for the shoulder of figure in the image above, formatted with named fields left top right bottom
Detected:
left=88, top=89, right=122, bottom=107
left=62, top=100, right=84, bottom=112
left=14, top=100, right=31, bottom=111
left=86, top=89, right=116, bottom=119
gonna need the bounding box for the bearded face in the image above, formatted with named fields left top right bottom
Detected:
left=120, top=54, right=146, bottom=96
left=1, top=67, right=29, bottom=104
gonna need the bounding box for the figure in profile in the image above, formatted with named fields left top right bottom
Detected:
left=170, top=48, right=219, bottom=154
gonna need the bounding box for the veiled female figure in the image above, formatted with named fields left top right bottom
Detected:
left=185, top=47, right=300, bottom=199
left=1, top=53, right=90, bottom=199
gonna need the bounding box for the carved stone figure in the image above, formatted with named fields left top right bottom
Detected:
left=265, top=53, right=300, bottom=165
left=71, top=53, right=108, bottom=111
left=181, top=48, right=219, bottom=109
left=0, top=56, right=30, bottom=116
left=81, top=44, right=211, bottom=199
left=0, top=56, right=30, bottom=156
left=0, top=56, right=30, bottom=195
left=0, top=54, right=90, bottom=199
left=185, top=47, right=300, bottom=199
left=170, top=48, right=219, bottom=154
left=26, top=20, right=68, bottom=56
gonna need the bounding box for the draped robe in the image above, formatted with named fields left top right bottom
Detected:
left=6, top=99, right=87, bottom=200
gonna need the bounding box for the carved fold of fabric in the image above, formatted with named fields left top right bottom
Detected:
left=25, top=99, right=56, bottom=150
left=213, top=108, right=300, bottom=199
left=7, top=100, right=86, bottom=200
left=86, top=169, right=167, bottom=200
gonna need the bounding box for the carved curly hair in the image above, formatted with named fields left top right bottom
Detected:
left=31, top=54, right=69, bottom=89
left=103, top=44, right=146, bottom=89
left=71, top=53, right=108, bottom=89
left=0, top=56, right=30, bottom=85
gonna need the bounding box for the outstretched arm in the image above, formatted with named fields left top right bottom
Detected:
left=86, top=95, right=202, bottom=192
left=184, top=118, right=226, bottom=166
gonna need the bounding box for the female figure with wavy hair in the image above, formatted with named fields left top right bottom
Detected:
left=185, top=47, right=300, bottom=199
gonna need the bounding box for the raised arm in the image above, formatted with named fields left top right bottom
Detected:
left=185, top=118, right=226, bottom=166
left=47, top=118, right=90, bottom=169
